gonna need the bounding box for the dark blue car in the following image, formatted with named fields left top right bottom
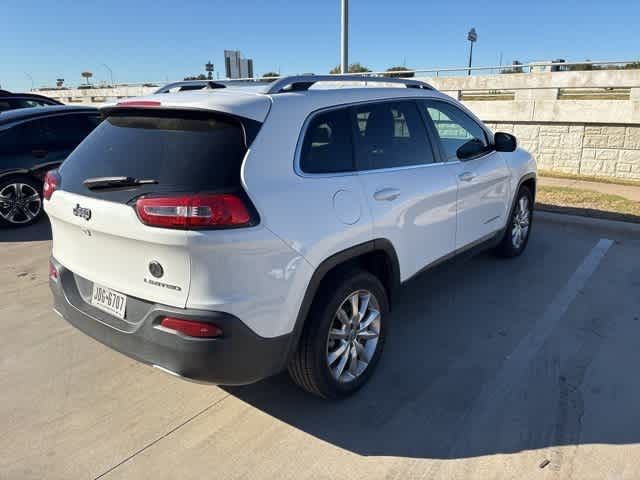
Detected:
left=0, top=106, right=101, bottom=226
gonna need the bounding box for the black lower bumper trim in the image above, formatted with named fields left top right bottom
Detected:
left=49, top=258, right=290, bottom=385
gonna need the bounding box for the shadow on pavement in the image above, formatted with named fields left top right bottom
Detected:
left=0, top=217, right=52, bottom=242
left=224, top=225, right=639, bottom=460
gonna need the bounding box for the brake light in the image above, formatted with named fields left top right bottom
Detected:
left=159, top=317, right=222, bottom=338
left=116, top=100, right=161, bottom=107
left=43, top=170, right=61, bottom=200
left=135, top=194, right=251, bottom=229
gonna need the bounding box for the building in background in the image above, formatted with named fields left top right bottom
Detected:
left=224, top=50, right=254, bottom=79
left=530, top=59, right=567, bottom=73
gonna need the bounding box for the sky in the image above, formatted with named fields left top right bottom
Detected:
left=1, top=0, right=638, bottom=91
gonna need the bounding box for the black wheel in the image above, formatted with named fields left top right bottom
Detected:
left=288, top=269, right=389, bottom=399
left=0, top=176, right=44, bottom=227
left=495, top=185, right=533, bottom=258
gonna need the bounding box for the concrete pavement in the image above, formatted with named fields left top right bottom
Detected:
left=1, top=217, right=639, bottom=480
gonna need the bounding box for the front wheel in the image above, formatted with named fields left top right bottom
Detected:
left=288, top=269, right=388, bottom=399
left=495, top=185, right=533, bottom=258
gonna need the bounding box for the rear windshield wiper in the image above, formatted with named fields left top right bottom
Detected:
left=83, top=176, right=158, bottom=190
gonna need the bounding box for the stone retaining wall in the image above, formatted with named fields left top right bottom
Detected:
left=483, top=122, right=640, bottom=180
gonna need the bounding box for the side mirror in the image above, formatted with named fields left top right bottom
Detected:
left=494, top=132, right=517, bottom=152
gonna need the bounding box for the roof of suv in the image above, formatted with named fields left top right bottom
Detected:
left=0, top=90, right=63, bottom=104
left=0, top=105, right=98, bottom=127
left=103, top=76, right=446, bottom=123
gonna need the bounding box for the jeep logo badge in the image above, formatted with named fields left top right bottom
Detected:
left=148, top=261, right=164, bottom=278
left=73, top=204, right=92, bottom=221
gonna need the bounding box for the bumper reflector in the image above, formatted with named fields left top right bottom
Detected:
left=159, top=317, right=222, bottom=338
left=49, top=261, right=58, bottom=281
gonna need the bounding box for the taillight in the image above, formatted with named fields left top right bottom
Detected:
left=43, top=170, right=61, bottom=200
left=159, top=317, right=222, bottom=338
left=135, top=194, right=251, bottom=229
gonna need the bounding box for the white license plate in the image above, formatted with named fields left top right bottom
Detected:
left=91, top=284, right=127, bottom=319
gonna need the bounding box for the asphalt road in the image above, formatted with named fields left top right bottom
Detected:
left=1, top=216, right=639, bottom=480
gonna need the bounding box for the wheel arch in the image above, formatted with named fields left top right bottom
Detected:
left=518, top=172, right=537, bottom=201
left=283, top=239, right=400, bottom=363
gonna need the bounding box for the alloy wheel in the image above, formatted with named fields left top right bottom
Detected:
left=326, top=289, right=381, bottom=383
left=0, top=183, right=42, bottom=225
left=511, top=195, right=530, bottom=249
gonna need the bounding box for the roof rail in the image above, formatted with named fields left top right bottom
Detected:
left=154, top=80, right=227, bottom=94
left=264, top=75, right=435, bottom=94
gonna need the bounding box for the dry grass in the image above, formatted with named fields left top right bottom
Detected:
left=539, top=169, right=640, bottom=187
left=537, top=186, right=640, bottom=223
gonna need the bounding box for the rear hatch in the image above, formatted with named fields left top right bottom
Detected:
left=46, top=107, right=262, bottom=308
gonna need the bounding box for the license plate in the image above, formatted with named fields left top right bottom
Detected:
left=91, top=283, right=127, bottom=319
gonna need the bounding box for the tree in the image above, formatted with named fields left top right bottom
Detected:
left=384, top=66, right=415, bottom=78
left=81, top=71, right=93, bottom=85
left=568, top=59, right=596, bottom=72
left=500, top=61, right=523, bottom=74
left=329, top=63, right=372, bottom=74
left=261, top=72, right=280, bottom=82
left=183, top=74, right=207, bottom=80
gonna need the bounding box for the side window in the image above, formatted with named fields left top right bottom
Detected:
left=8, top=99, right=48, bottom=109
left=353, top=101, right=435, bottom=170
left=0, top=121, right=44, bottom=155
left=422, top=101, right=490, bottom=160
left=43, top=114, right=101, bottom=149
left=300, top=108, right=354, bottom=174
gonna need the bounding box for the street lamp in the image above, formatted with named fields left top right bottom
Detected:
left=101, top=64, right=114, bottom=86
left=341, top=0, right=349, bottom=74
left=467, top=27, right=477, bottom=76
left=24, top=72, right=34, bottom=91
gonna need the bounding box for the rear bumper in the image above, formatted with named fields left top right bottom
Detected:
left=49, top=258, right=290, bottom=385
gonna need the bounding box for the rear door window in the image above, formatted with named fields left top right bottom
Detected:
left=0, top=120, right=45, bottom=155
left=43, top=114, right=102, bottom=150
left=300, top=108, right=354, bottom=174
left=59, top=110, right=256, bottom=202
left=353, top=101, right=435, bottom=170
left=9, top=99, right=50, bottom=109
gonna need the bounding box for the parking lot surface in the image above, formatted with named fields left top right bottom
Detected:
left=1, top=217, right=639, bottom=480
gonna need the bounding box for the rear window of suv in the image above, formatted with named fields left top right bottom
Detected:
left=59, top=110, right=260, bottom=202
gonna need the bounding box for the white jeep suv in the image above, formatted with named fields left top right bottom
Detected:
left=45, top=76, right=536, bottom=399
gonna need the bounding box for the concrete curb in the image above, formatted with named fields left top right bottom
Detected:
left=536, top=210, right=640, bottom=235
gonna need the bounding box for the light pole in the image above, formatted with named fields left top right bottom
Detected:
left=467, top=28, right=477, bottom=76
left=205, top=61, right=214, bottom=80
left=341, top=0, right=349, bottom=74
left=24, top=72, right=34, bottom=91
left=101, top=64, right=114, bottom=85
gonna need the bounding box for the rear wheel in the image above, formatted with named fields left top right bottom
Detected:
left=0, top=176, right=43, bottom=227
left=288, top=269, right=388, bottom=399
left=495, top=185, right=533, bottom=257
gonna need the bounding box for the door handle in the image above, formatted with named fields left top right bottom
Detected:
left=459, top=171, right=476, bottom=182
left=374, top=188, right=400, bottom=202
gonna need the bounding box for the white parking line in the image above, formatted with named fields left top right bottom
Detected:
left=450, top=237, right=614, bottom=455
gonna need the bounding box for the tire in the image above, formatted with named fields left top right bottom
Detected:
left=0, top=175, right=44, bottom=227
left=494, top=185, right=533, bottom=258
left=288, top=268, right=389, bottom=399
